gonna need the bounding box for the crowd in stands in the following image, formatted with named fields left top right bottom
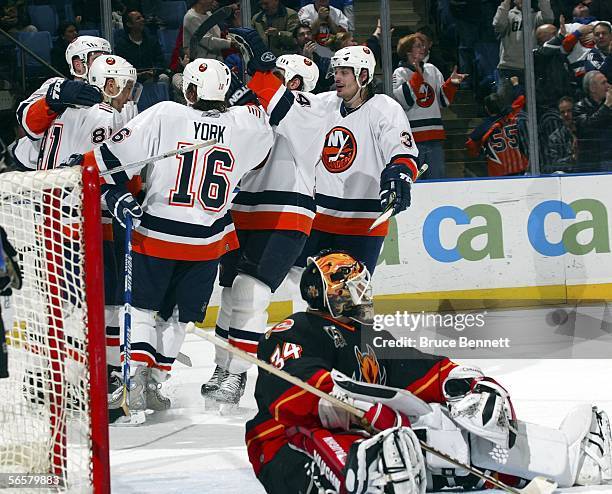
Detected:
left=0, top=0, right=610, bottom=176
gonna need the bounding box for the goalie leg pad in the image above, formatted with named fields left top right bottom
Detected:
left=345, top=426, right=426, bottom=494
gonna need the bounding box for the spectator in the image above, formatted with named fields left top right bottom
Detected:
left=0, top=0, right=36, bottom=33
left=493, top=0, right=554, bottom=84
left=365, top=19, right=413, bottom=70
left=416, top=25, right=452, bottom=79
left=573, top=70, right=612, bottom=170
left=298, top=0, right=348, bottom=45
left=115, top=10, right=167, bottom=83
left=171, top=47, right=189, bottom=104
left=51, top=23, right=79, bottom=77
left=585, top=21, right=611, bottom=81
left=183, top=0, right=238, bottom=60
left=593, top=21, right=611, bottom=53
left=293, top=22, right=313, bottom=55
left=450, top=0, right=498, bottom=90
left=545, top=96, right=578, bottom=170
left=251, top=0, right=299, bottom=56
left=393, top=34, right=468, bottom=179
left=466, top=76, right=530, bottom=176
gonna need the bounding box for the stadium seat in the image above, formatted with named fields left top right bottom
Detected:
left=79, top=29, right=101, bottom=37
left=156, top=1, right=187, bottom=29
left=28, top=5, right=59, bottom=34
left=16, top=31, right=53, bottom=78
left=158, top=28, right=179, bottom=66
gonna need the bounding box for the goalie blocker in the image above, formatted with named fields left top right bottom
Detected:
left=245, top=250, right=612, bottom=493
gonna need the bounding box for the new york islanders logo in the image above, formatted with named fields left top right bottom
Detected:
left=353, top=345, right=386, bottom=385
left=415, top=82, right=435, bottom=108
left=322, top=126, right=357, bottom=173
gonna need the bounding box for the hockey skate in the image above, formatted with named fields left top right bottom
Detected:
left=575, top=407, right=612, bottom=485
left=201, top=365, right=228, bottom=410
left=213, top=371, right=247, bottom=414
left=109, top=365, right=149, bottom=412
left=145, top=379, right=171, bottom=411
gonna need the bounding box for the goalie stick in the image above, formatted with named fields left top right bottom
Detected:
left=99, top=139, right=217, bottom=178
left=186, top=323, right=557, bottom=494
left=368, top=163, right=429, bottom=232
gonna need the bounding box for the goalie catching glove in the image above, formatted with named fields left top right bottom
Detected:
left=443, top=365, right=518, bottom=448
left=380, top=162, right=413, bottom=216
left=45, top=79, right=102, bottom=114
left=101, top=184, right=143, bottom=229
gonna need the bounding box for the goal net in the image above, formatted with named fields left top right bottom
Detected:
left=0, top=166, right=108, bottom=493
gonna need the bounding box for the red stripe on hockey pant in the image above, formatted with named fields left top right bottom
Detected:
left=124, top=351, right=156, bottom=367
left=312, top=214, right=389, bottom=237
left=131, top=230, right=239, bottom=261
left=407, top=358, right=457, bottom=404
left=270, top=369, right=333, bottom=427
left=230, top=210, right=313, bottom=235
left=106, top=337, right=120, bottom=346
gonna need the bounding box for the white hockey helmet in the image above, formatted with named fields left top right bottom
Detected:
left=275, top=54, right=320, bottom=93
left=88, top=55, right=137, bottom=100
left=65, top=35, right=111, bottom=78
left=182, top=58, right=232, bottom=103
left=330, top=45, right=376, bottom=87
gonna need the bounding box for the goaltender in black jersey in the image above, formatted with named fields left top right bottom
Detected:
left=246, top=250, right=612, bottom=494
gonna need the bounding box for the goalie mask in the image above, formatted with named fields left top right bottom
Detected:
left=88, top=55, right=139, bottom=103
left=275, top=54, right=320, bottom=93
left=182, top=58, right=232, bottom=103
left=300, top=250, right=373, bottom=324
left=330, top=45, right=376, bottom=88
left=65, top=35, right=111, bottom=78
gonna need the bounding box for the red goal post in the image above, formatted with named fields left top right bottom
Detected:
left=0, top=165, right=109, bottom=493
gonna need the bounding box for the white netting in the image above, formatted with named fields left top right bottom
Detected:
left=0, top=168, right=94, bottom=493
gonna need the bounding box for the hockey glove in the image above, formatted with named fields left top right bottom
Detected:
left=226, top=72, right=260, bottom=107
left=380, top=163, right=412, bottom=216
left=443, top=366, right=517, bottom=448
left=46, top=79, right=102, bottom=114
left=228, top=28, right=277, bottom=74
left=58, top=153, right=84, bottom=168
left=0, top=227, right=22, bottom=296
left=102, top=185, right=143, bottom=229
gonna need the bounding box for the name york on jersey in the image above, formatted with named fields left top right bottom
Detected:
left=193, top=122, right=228, bottom=143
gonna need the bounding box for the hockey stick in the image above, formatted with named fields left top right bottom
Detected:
left=120, top=214, right=134, bottom=417
left=99, top=139, right=217, bottom=178
left=186, top=323, right=557, bottom=494
left=368, top=163, right=429, bottom=232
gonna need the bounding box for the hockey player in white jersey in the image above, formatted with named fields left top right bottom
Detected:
left=228, top=29, right=419, bottom=276
left=13, top=36, right=111, bottom=170
left=201, top=54, right=323, bottom=407
left=76, top=58, right=273, bottom=412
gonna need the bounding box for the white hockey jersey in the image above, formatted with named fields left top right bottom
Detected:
left=231, top=72, right=331, bottom=234
left=312, top=92, right=419, bottom=237
left=84, top=101, right=274, bottom=261
left=392, top=63, right=458, bottom=143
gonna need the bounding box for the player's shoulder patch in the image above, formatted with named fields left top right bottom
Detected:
left=264, top=318, right=295, bottom=339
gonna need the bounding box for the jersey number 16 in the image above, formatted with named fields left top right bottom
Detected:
left=169, top=143, right=234, bottom=212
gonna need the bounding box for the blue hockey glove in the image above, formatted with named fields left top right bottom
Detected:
left=46, top=79, right=102, bottom=113
left=102, top=185, right=143, bottom=229
left=228, top=28, right=277, bottom=74
left=380, top=163, right=412, bottom=216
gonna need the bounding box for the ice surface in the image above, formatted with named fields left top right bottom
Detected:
left=110, top=307, right=612, bottom=494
